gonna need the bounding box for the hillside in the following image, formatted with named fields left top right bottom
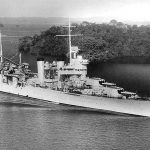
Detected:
left=2, top=19, right=150, bottom=70
left=0, top=17, right=83, bottom=25
left=0, top=23, right=50, bottom=62
left=0, top=17, right=150, bottom=26
left=18, top=21, right=150, bottom=63
left=0, top=17, right=84, bottom=63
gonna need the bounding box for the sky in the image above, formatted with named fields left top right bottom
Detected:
left=0, top=0, right=150, bottom=22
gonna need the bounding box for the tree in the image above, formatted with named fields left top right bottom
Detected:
left=0, top=24, right=4, bottom=27
left=18, top=36, right=32, bottom=53
left=18, top=26, right=68, bottom=61
left=109, top=19, right=118, bottom=26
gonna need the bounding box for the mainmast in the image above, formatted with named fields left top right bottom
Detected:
left=0, top=31, right=3, bottom=63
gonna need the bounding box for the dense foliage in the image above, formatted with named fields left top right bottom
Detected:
left=18, top=20, right=150, bottom=62
left=18, top=26, right=68, bottom=61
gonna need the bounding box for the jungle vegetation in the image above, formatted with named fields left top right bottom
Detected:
left=18, top=20, right=150, bottom=63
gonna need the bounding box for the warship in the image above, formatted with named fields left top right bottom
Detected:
left=0, top=24, right=150, bottom=117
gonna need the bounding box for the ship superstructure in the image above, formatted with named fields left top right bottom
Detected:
left=0, top=24, right=150, bottom=117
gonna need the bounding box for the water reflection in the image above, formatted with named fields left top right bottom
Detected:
left=88, top=63, right=150, bottom=97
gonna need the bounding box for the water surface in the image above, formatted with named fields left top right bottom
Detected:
left=88, top=63, right=150, bottom=97
left=0, top=93, right=150, bottom=150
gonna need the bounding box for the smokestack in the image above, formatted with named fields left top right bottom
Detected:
left=37, top=58, right=44, bottom=86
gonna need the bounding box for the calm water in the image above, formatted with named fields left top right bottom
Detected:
left=88, top=63, right=150, bottom=97
left=0, top=93, right=149, bottom=150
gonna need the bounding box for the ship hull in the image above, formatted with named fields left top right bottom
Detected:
left=0, top=83, right=150, bottom=117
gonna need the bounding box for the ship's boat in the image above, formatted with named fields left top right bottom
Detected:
left=0, top=24, right=150, bottom=117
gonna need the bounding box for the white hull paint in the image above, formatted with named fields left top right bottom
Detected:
left=0, top=83, right=150, bottom=117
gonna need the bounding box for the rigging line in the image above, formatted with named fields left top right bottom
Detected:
left=0, top=55, right=19, bottom=66
left=9, top=52, right=19, bottom=60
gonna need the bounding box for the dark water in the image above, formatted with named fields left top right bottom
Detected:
left=88, top=63, right=150, bottom=97
left=0, top=93, right=150, bottom=150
